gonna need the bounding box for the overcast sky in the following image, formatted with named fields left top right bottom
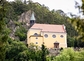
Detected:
left=7, top=0, right=82, bottom=17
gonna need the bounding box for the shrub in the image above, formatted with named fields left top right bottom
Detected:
left=52, top=48, right=84, bottom=61
left=15, top=26, right=27, bottom=41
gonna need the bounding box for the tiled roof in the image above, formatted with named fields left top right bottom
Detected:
left=31, top=23, right=66, bottom=33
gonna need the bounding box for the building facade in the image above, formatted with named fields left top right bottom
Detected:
left=27, top=23, right=67, bottom=48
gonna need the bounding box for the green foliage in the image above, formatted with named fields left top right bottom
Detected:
left=14, top=21, right=21, bottom=26
left=67, top=35, right=75, bottom=47
left=70, top=18, right=84, bottom=40
left=11, top=1, right=28, bottom=15
left=5, top=37, right=29, bottom=61
left=41, top=44, right=47, bottom=61
left=51, top=48, right=84, bottom=61
left=28, top=43, right=49, bottom=61
left=0, top=0, right=9, bottom=61
left=79, top=50, right=84, bottom=61
left=5, top=39, right=49, bottom=61
left=1, top=0, right=84, bottom=61
left=15, top=26, right=27, bottom=41
left=5, top=38, right=84, bottom=61
left=5, top=0, right=78, bottom=45
left=70, top=0, right=84, bottom=43
left=81, top=0, right=84, bottom=15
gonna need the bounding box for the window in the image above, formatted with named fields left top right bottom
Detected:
left=52, top=35, right=56, bottom=38
left=36, top=37, right=38, bottom=39
left=60, top=35, right=64, bottom=38
left=44, top=34, right=48, bottom=38
left=36, top=42, right=38, bottom=44
left=34, top=33, right=38, bottom=36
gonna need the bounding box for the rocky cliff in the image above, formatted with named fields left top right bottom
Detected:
left=18, top=10, right=32, bottom=26
left=8, top=10, right=32, bottom=41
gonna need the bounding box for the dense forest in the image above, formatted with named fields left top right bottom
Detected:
left=0, top=0, right=84, bottom=61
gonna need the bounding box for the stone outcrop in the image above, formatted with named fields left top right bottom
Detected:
left=48, top=48, right=60, bottom=56
left=8, top=20, right=19, bottom=40
left=18, top=10, right=32, bottom=26
left=7, top=10, right=32, bottom=41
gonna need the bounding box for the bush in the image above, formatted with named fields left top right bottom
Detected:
left=52, top=48, right=84, bottom=61
left=15, top=26, right=27, bottom=41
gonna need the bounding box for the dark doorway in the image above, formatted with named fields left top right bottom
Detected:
left=54, top=42, right=59, bottom=48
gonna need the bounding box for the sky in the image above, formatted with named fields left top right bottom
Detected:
left=8, top=0, right=82, bottom=17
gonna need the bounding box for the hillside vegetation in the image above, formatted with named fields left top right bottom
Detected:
left=0, top=0, right=84, bottom=61
left=5, top=0, right=80, bottom=47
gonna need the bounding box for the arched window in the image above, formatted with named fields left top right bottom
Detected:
left=34, top=33, right=38, bottom=36
left=44, top=34, right=48, bottom=38
left=52, top=35, right=56, bottom=38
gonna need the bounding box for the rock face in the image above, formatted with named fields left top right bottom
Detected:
left=8, top=10, right=32, bottom=41
left=48, top=48, right=60, bottom=56
left=18, top=10, right=32, bottom=26
left=8, top=20, right=19, bottom=40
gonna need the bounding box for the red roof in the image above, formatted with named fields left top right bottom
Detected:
left=31, top=23, right=66, bottom=33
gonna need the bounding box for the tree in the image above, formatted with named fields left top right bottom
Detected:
left=41, top=44, right=46, bottom=61
left=52, top=48, right=84, bottom=61
left=5, top=38, right=30, bottom=61
left=67, top=35, right=75, bottom=47
left=41, top=44, right=49, bottom=61
left=70, top=0, right=84, bottom=42
left=15, top=26, right=27, bottom=41
left=0, top=0, right=8, bottom=61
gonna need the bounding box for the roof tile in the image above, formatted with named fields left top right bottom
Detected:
left=31, top=23, right=66, bottom=33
